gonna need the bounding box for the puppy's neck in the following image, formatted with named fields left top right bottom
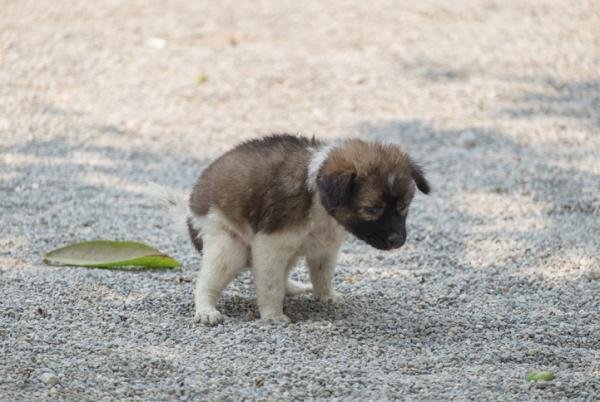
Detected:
left=306, top=141, right=341, bottom=192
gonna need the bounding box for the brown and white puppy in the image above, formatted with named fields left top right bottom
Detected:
left=155, top=134, right=429, bottom=324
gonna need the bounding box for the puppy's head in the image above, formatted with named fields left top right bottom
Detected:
left=316, top=140, right=429, bottom=250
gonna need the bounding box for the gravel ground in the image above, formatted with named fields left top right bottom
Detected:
left=1, top=0, right=599, bottom=400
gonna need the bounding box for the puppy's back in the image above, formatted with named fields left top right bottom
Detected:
left=190, top=134, right=321, bottom=234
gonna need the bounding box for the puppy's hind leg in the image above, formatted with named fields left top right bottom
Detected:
left=307, top=250, right=342, bottom=302
left=285, top=256, right=313, bottom=296
left=252, top=234, right=296, bottom=322
left=194, top=230, right=247, bottom=325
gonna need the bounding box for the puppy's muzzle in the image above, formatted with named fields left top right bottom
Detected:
left=385, top=232, right=405, bottom=249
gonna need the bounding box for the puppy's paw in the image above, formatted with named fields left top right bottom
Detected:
left=193, top=309, right=225, bottom=325
left=285, top=279, right=313, bottom=296
left=259, top=313, right=291, bottom=324
left=316, top=290, right=343, bottom=303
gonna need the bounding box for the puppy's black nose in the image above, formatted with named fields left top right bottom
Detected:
left=386, top=232, right=405, bottom=248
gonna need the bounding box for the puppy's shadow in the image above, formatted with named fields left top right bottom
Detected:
left=217, top=294, right=366, bottom=323
left=285, top=296, right=367, bottom=323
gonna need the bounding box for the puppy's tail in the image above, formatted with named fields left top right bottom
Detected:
left=147, top=182, right=203, bottom=252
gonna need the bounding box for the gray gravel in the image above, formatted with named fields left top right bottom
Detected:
left=1, top=0, right=599, bottom=400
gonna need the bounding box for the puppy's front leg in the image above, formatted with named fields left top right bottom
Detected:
left=307, top=250, right=342, bottom=302
left=251, top=234, right=294, bottom=322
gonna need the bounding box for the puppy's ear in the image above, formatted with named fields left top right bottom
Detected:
left=318, top=171, right=356, bottom=210
left=409, top=160, right=430, bottom=194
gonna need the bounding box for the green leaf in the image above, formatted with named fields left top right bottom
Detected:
left=196, top=74, right=208, bottom=85
left=526, top=370, right=555, bottom=382
left=44, top=240, right=181, bottom=269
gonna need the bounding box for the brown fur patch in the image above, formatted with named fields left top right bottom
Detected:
left=189, top=134, right=321, bottom=234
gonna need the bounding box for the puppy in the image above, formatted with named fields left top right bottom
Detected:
left=156, top=134, right=429, bottom=324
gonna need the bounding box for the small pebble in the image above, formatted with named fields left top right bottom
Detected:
left=588, top=268, right=600, bottom=280
left=40, top=372, right=59, bottom=386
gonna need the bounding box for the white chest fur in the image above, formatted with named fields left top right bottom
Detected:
left=298, top=195, right=346, bottom=258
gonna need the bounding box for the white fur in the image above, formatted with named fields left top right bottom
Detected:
left=388, top=174, right=395, bottom=192
left=190, top=195, right=346, bottom=324
left=147, top=182, right=190, bottom=236
left=306, top=141, right=341, bottom=192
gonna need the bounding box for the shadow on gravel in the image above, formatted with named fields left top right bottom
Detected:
left=395, top=56, right=471, bottom=83
left=498, top=77, right=600, bottom=130
left=218, top=295, right=367, bottom=323
left=0, top=135, right=209, bottom=261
